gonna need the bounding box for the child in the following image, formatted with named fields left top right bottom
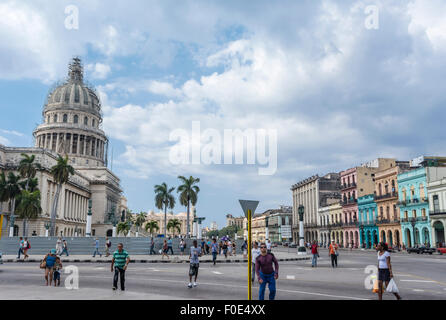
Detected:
left=53, top=255, right=63, bottom=286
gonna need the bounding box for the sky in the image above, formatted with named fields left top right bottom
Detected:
left=1, top=0, right=446, bottom=229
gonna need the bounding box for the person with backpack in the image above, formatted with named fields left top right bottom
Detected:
left=41, top=249, right=57, bottom=286
left=105, top=237, right=111, bottom=257
left=17, top=237, right=24, bottom=259
left=61, top=239, right=69, bottom=256
left=255, top=242, right=279, bottom=300
left=23, top=237, right=30, bottom=260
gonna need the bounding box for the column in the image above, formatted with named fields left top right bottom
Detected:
left=56, top=133, right=60, bottom=153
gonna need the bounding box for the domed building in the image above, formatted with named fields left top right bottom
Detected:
left=0, top=58, right=127, bottom=238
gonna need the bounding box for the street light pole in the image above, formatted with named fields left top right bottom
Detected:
left=247, top=209, right=252, bottom=301
left=86, top=199, right=92, bottom=237
left=298, top=205, right=306, bottom=254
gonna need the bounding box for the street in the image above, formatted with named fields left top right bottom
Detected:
left=0, top=250, right=445, bottom=300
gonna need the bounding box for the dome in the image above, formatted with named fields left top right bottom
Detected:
left=44, top=57, right=102, bottom=118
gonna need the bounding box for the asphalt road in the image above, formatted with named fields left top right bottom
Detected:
left=0, top=249, right=445, bottom=300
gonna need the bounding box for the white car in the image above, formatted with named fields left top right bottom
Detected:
left=0, top=251, right=3, bottom=264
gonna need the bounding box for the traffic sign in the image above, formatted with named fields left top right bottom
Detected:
left=238, top=200, right=259, bottom=218
left=281, top=225, right=292, bottom=239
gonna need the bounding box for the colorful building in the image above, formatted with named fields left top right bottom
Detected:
left=375, top=161, right=411, bottom=248
left=358, top=194, right=379, bottom=248
left=328, top=202, right=344, bottom=247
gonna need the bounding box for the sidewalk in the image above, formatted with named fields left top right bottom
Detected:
left=3, top=252, right=310, bottom=263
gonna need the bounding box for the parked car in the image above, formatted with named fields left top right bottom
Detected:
left=437, top=248, right=446, bottom=255
left=0, top=251, right=3, bottom=265
left=283, top=242, right=289, bottom=247
left=407, top=246, right=435, bottom=254
left=271, top=242, right=278, bottom=248
left=288, top=243, right=298, bottom=248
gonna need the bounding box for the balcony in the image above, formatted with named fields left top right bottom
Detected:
left=341, top=182, right=357, bottom=190
left=430, top=209, right=446, bottom=216
left=375, top=192, right=398, bottom=201
left=401, top=216, right=428, bottom=224
left=342, top=198, right=358, bottom=206
left=376, top=218, right=400, bottom=225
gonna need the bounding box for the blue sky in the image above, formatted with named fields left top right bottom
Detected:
left=1, top=0, right=446, bottom=229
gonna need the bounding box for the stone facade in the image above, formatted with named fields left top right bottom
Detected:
left=0, top=58, right=126, bottom=238
left=145, top=209, right=195, bottom=237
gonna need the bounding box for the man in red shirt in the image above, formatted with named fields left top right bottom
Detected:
left=255, top=242, right=279, bottom=300
left=311, top=240, right=319, bottom=267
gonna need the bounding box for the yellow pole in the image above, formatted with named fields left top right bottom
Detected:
left=0, top=214, right=3, bottom=239
left=248, top=209, right=252, bottom=300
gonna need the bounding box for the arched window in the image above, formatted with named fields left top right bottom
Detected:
left=74, top=115, right=78, bottom=124
left=63, top=114, right=68, bottom=123
left=47, top=116, right=50, bottom=123
left=419, top=183, right=425, bottom=198
left=84, top=117, right=88, bottom=126
left=92, top=119, right=95, bottom=128
left=402, top=188, right=406, bottom=201
left=54, top=114, right=58, bottom=123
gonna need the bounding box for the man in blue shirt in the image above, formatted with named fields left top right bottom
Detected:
left=93, top=238, right=102, bottom=257
left=211, top=238, right=218, bottom=265
left=167, top=237, right=174, bottom=255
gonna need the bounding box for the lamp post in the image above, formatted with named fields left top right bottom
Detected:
left=107, top=205, right=118, bottom=237
left=9, top=214, right=17, bottom=237
left=359, top=224, right=364, bottom=249
left=44, top=222, right=51, bottom=237
left=86, top=199, right=92, bottom=237
left=298, top=205, right=306, bottom=254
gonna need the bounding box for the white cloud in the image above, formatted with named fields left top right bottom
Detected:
left=147, top=81, right=182, bottom=98
left=0, top=136, right=10, bottom=146
left=86, top=63, right=111, bottom=80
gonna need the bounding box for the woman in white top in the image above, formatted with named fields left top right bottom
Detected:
left=56, top=237, right=62, bottom=255
left=377, top=242, right=402, bottom=300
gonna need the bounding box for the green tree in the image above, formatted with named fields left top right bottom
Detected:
left=154, top=182, right=176, bottom=236
left=177, top=176, right=200, bottom=238
left=1, top=172, right=21, bottom=235
left=167, top=219, right=182, bottom=236
left=19, top=177, right=39, bottom=192
left=49, top=155, right=75, bottom=236
left=17, top=190, right=42, bottom=236
left=18, top=153, right=42, bottom=191
left=145, top=220, right=159, bottom=238
left=134, top=212, right=147, bottom=235
left=117, top=221, right=131, bottom=237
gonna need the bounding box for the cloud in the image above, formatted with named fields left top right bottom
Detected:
left=0, top=135, right=10, bottom=146
left=0, top=129, right=25, bottom=137
left=86, top=63, right=111, bottom=80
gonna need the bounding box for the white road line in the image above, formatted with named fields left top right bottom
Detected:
left=412, top=289, right=425, bottom=292
left=400, top=280, right=436, bottom=283
left=286, top=275, right=295, bottom=280
left=212, top=271, right=223, bottom=275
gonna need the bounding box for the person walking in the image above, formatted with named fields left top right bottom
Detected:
left=255, top=242, right=279, bottom=300
left=61, top=239, right=69, bottom=256
left=329, top=240, right=338, bottom=268
left=218, top=241, right=223, bottom=255
left=242, top=240, right=248, bottom=258
left=105, top=237, right=111, bottom=257
left=23, top=237, right=30, bottom=260
left=223, top=241, right=228, bottom=258
left=251, top=242, right=261, bottom=284
left=167, top=237, right=174, bottom=255
left=42, top=249, right=57, bottom=286
left=56, top=237, right=63, bottom=255
left=188, top=240, right=201, bottom=288
left=150, top=238, right=156, bottom=255
left=53, top=255, right=63, bottom=287
left=93, top=238, right=102, bottom=257
left=111, top=243, right=130, bottom=291
left=17, top=237, right=24, bottom=259
left=228, top=239, right=233, bottom=256
left=179, top=239, right=185, bottom=256
left=162, top=239, right=169, bottom=260
left=266, top=239, right=272, bottom=254
left=211, top=238, right=218, bottom=265
left=311, top=240, right=319, bottom=267
left=377, top=242, right=402, bottom=300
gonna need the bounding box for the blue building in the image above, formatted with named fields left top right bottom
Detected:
left=358, top=194, right=379, bottom=249
left=397, top=167, right=430, bottom=247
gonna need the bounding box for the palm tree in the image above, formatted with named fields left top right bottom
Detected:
left=154, top=183, right=176, bottom=236
left=167, top=219, right=182, bottom=237
left=1, top=172, right=22, bottom=236
left=18, top=153, right=42, bottom=191
left=19, top=177, right=39, bottom=192
left=17, top=190, right=42, bottom=236
left=145, top=220, right=159, bottom=238
left=117, top=221, right=130, bottom=237
left=134, top=212, right=147, bottom=236
left=177, top=176, right=200, bottom=238
left=49, top=155, right=74, bottom=236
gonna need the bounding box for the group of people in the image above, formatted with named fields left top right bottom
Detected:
left=17, top=237, right=31, bottom=260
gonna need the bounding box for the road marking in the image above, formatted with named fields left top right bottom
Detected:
left=412, top=289, right=425, bottom=292
left=286, top=275, right=295, bottom=280
left=212, top=271, right=223, bottom=275
left=400, top=280, right=436, bottom=283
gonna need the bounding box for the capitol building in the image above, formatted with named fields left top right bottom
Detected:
left=0, top=58, right=127, bottom=237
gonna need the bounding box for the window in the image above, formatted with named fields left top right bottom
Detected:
left=433, top=195, right=440, bottom=212
left=404, top=211, right=408, bottom=219
left=92, top=119, right=95, bottom=127
left=63, top=114, right=68, bottom=123
left=84, top=117, right=88, bottom=126
left=412, top=209, right=417, bottom=218
left=421, top=208, right=426, bottom=217
left=74, top=85, right=80, bottom=103
left=74, top=115, right=78, bottom=124
left=64, top=88, right=70, bottom=103
left=54, top=114, right=58, bottom=123
left=402, top=188, right=406, bottom=201
left=419, top=183, right=425, bottom=198
left=47, top=116, right=50, bottom=123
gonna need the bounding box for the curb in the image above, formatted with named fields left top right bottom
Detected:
left=3, top=257, right=310, bottom=264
